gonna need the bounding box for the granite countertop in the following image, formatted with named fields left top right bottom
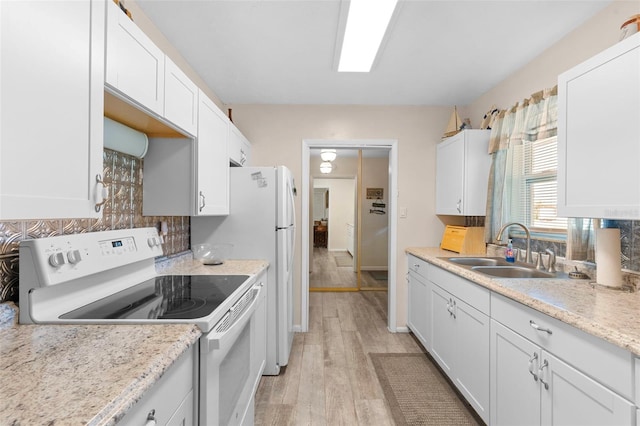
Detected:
left=406, top=247, right=640, bottom=356
left=0, top=258, right=268, bottom=425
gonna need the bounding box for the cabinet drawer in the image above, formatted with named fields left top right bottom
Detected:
left=491, top=293, right=633, bottom=400
left=427, top=264, right=490, bottom=315
left=407, top=254, right=429, bottom=280
left=119, top=345, right=196, bottom=425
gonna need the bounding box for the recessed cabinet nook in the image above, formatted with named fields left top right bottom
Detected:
left=435, top=130, right=491, bottom=216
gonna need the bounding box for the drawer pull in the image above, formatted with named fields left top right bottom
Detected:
left=145, top=409, right=157, bottom=426
left=529, top=320, right=552, bottom=335
left=528, top=353, right=539, bottom=381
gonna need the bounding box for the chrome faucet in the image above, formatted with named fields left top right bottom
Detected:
left=496, top=222, right=533, bottom=264
left=545, top=248, right=557, bottom=273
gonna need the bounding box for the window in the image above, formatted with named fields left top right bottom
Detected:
left=510, top=136, right=567, bottom=233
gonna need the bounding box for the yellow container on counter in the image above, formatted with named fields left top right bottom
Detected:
left=440, top=225, right=486, bottom=254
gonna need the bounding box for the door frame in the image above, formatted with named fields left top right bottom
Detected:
left=301, top=139, right=398, bottom=332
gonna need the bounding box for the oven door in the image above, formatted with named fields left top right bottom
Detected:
left=199, top=283, right=263, bottom=426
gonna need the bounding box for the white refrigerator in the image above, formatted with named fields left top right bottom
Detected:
left=191, top=166, right=296, bottom=375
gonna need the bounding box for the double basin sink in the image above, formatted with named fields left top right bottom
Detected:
left=441, top=256, right=558, bottom=279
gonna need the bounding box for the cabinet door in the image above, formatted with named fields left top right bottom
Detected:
left=454, top=298, right=490, bottom=423
left=490, top=320, right=541, bottom=426
left=105, top=0, right=164, bottom=115
left=407, top=271, right=430, bottom=350
left=165, top=58, right=198, bottom=136
left=229, top=124, right=250, bottom=166
left=435, top=133, right=464, bottom=215
left=197, top=93, right=230, bottom=216
left=541, top=351, right=635, bottom=426
left=430, top=284, right=456, bottom=376
left=558, top=33, right=640, bottom=219
left=0, top=0, right=104, bottom=220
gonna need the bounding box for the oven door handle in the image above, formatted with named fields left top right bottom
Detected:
left=206, top=283, right=263, bottom=352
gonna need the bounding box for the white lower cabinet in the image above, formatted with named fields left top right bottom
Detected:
left=119, top=344, right=197, bottom=425
left=491, top=294, right=635, bottom=426
left=428, top=264, right=490, bottom=423
left=407, top=257, right=637, bottom=426
left=407, top=255, right=431, bottom=350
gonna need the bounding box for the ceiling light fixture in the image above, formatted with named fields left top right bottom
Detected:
left=320, top=162, right=333, bottom=174
left=320, top=149, right=337, bottom=162
left=338, top=0, right=398, bottom=72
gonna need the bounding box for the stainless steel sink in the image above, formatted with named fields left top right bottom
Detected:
left=471, top=266, right=556, bottom=279
left=440, top=256, right=560, bottom=279
left=446, top=257, right=510, bottom=267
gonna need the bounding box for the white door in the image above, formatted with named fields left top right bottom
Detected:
left=276, top=226, right=295, bottom=366
left=541, top=351, right=635, bottom=426
left=105, top=0, right=164, bottom=115
left=435, top=133, right=464, bottom=215
left=490, top=320, right=541, bottom=426
left=407, top=271, right=430, bottom=350
left=454, top=298, right=490, bottom=423
left=196, top=92, right=229, bottom=216
left=0, top=0, right=105, bottom=220
left=429, top=284, right=456, bottom=376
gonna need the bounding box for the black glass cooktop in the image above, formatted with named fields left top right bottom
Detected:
left=60, top=275, right=249, bottom=320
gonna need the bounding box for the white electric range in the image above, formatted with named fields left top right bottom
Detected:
left=18, top=227, right=265, bottom=426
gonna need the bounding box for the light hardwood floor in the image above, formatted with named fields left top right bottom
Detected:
left=309, top=248, right=387, bottom=290
left=255, top=291, right=424, bottom=425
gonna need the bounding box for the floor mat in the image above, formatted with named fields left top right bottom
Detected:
left=370, top=353, right=481, bottom=426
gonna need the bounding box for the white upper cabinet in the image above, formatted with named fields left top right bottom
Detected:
left=229, top=124, right=252, bottom=167
left=143, top=92, right=231, bottom=217
left=558, top=33, right=640, bottom=219
left=436, top=130, right=491, bottom=216
left=105, top=0, right=164, bottom=115
left=164, top=58, right=198, bottom=136
left=0, top=0, right=105, bottom=220
left=197, top=92, right=230, bottom=215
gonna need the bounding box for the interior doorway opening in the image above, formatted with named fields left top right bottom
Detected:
left=301, top=139, right=398, bottom=333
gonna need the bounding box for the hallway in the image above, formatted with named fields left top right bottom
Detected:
left=254, top=291, right=421, bottom=425
left=309, top=248, right=388, bottom=290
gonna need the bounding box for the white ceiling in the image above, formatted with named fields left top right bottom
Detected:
left=136, top=0, right=611, bottom=106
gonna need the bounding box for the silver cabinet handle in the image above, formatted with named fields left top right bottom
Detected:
left=456, top=199, right=462, bottom=213
left=145, top=409, right=157, bottom=426
left=538, top=359, right=549, bottom=390
left=199, top=191, right=206, bottom=212
left=529, top=320, right=552, bottom=335
left=528, top=353, right=538, bottom=381
left=414, top=263, right=420, bottom=269
left=94, top=174, right=109, bottom=213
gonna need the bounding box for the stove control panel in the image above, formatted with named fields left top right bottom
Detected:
left=20, top=227, right=163, bottom=288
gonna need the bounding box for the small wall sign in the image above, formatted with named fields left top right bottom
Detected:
left=366, top=188, right=383, bottom=199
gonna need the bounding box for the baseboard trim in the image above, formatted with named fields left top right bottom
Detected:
left=394, top=326, right=410, bottom=333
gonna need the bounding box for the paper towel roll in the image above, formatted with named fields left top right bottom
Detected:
left=595, top=228, right=623, bottom=288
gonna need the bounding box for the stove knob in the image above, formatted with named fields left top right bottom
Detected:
left=49, top=252, right=66, bottom=267
left=67, top=249, right=82, bottom=264
left=147, top=237, right=156, bottom=248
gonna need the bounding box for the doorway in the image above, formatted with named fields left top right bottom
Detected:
left=301, top=139, right=398, bottom=333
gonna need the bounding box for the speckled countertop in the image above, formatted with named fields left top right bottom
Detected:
left=0, top=258, right=268, bottom=425
left=406, top=247, right=640, bottom=357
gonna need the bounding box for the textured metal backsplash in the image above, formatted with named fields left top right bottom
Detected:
left=0, top=149, right=190, bottom=304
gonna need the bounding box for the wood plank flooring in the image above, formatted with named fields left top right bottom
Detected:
left=255, top=291, right=425, bottom=425
left=309, top=248, right=387, bottom=290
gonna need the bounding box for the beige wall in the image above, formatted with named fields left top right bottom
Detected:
left=229, top=105, right=451, bottom=327
left=465, top=0, right=640, bottom=127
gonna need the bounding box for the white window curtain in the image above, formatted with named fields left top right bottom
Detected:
left=484, top=86, right=595, bottom=261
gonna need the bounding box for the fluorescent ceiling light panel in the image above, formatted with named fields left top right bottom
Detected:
left=338, top=0, right=398, bottom=72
